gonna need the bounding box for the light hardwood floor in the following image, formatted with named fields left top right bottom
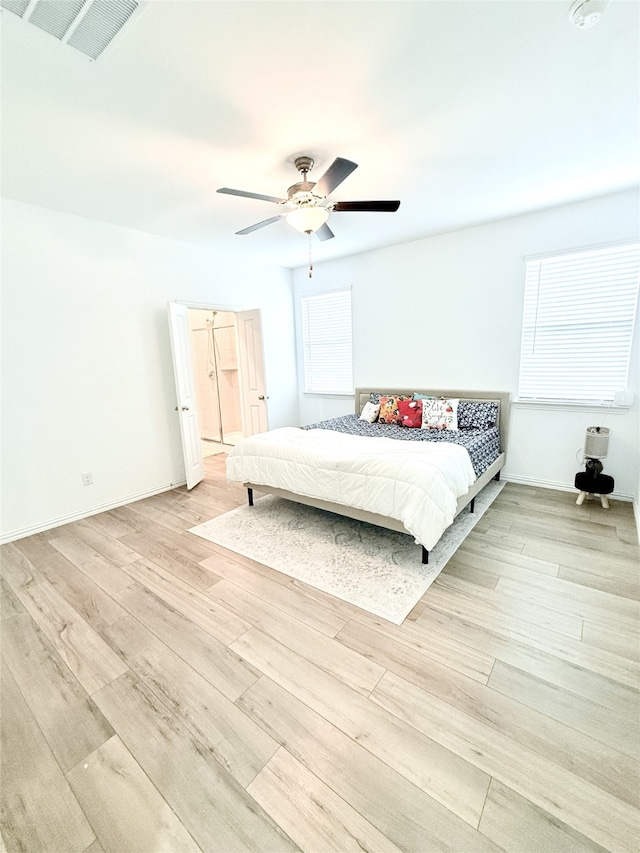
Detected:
left=2, top=455, right=639, bottom=852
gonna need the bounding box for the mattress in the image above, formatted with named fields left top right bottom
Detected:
left=302, top=414, right=500, bottom=477
left=226, top=427, right=476, bottom=550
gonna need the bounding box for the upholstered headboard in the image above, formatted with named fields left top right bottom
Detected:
left=354, top=388, right=511, bottom=453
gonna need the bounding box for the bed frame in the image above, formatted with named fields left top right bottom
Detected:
left=244, top=388, right=510, bottom=564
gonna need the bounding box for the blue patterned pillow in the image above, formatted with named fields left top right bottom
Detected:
left=458, top=401, right=498, bottom=430
left=369, top=392, right=381, bottom=404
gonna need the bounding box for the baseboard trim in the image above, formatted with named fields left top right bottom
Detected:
left=2, top=475, right=635, bottom=543
left=502, top=474, right=633, bottom=502
left=0, top=479, right=188, bottom=544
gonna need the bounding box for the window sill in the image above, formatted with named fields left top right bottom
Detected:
left=514, top=400, right=631, bottom=414
left=303, top=392, right=355, bottom=398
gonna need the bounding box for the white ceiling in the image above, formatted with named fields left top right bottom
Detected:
left=2, top=0, right=638, bottom=269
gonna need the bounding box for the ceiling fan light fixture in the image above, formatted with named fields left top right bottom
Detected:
left=219, top=154, right=400, bottom=241
left=286, top=206, right=329, bottom=234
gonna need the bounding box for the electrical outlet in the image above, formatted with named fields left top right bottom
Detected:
left=82, top=471, right=93, bottom=486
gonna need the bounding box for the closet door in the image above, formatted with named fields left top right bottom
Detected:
left=167, top=302, right=205, bottom=489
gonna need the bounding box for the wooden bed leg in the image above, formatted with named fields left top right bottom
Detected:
left=421, top=546, right=429, bottom=565
left=247, top=488, right=254, bottom=507
left=469, top=497, right=475, bottom=513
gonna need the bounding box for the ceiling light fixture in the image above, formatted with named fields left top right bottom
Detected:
left=569, top=0, right=610, bottom=28
left=285, top=206, right=330, bottom=234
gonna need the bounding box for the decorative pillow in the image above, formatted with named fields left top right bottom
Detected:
left=457, top=401, right=499, bottom=430
left=421, top=397, right=459, bottom=430
left=369, top=392, right=381, bottom=404
left=398, top=398, right=423, bottom=428
left=378, top=395, right=412, bottom=425
left=359, top=401, right=381, bottom=423
left=412, top=393, right=434, bottom=401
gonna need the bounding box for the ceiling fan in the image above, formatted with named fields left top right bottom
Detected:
left=217, top=156, right=400, bottom=242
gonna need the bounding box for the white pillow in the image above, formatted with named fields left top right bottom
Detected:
left=421, top=397, right=459, bottom=430
left=359, top=401, right=381, bottom=423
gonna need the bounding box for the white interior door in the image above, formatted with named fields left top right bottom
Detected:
left=167, top=302, right=204, bottom=489
left=236, top=309, right=268, bottom=436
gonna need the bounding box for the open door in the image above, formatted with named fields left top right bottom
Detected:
left=167, top=302, right=204, bottom=489
left=236, top=309, right=268, bottom=436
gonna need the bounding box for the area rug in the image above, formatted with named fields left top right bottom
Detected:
left=189, top=481, right=505, bottom=625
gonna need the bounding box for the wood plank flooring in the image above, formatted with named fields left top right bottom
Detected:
left=2, top=454, right=639, bottom=852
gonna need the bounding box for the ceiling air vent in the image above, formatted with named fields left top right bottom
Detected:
left=0, top=0, right=31, bottom=16
left=67, top=0, right=139, bottom=59
left=1, top=0, right=141, bottom=59
left=29, top=0, right=87, bottom=40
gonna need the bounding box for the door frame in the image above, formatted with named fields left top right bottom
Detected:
left=175, top=300, right=267, bottom=454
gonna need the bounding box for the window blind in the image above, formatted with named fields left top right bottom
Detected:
left=518, top=243, right=639, bottom=405
left=301, top=289, right=353, bottom=394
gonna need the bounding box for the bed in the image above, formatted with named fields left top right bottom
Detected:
left=226, top=388, right=510, bottom=563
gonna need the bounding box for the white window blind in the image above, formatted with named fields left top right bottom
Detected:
left=301, top=289, right=353, bottom=394
left=518, top=242, right=639, bottom=405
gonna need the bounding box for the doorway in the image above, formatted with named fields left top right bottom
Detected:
left=169, top=302, right=268, bottom=489
left=187, top=308, right=243, bottom=456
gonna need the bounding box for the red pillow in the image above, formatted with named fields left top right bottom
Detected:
left=398, top=398, right=423, bottom=428
left=378, top=395, right=411, bottom=424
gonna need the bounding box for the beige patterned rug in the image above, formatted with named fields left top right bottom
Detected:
left=189, top=481, right=504, bottom=624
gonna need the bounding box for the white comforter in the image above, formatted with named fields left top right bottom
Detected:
left=226, top=428, right=476, bottom=550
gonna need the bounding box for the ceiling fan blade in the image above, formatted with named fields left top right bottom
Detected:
left=235, top=215, right=283, bottom=235
left=217, top=187, right=286, bottom=204
left=315, top=222, right=335, bottom=242
left=314, top=158, right=358, bottom=197
left=332, top=200, right=401, bottom=212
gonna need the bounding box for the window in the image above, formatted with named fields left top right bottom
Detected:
left=301, top=288, right=353, bottom=394
left=518, top=242, right=639, bottom=405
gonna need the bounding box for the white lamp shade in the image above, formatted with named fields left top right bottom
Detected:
left=584, top=426, right=610, bottom=459
left=286, top=207, right=329, bottom=234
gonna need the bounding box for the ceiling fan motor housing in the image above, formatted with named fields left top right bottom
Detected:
left=287, top=182, right=323, bottom=205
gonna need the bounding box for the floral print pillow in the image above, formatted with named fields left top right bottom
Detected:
left=398, top=398, right=423, bottom=428
left=421, top=397, right=459, bottom=430
left=378, top=395, right=412, bottom=425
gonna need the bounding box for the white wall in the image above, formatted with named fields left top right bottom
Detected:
left=293, top=190, right=640, bottom=503
left=1, top=198, right=297, bottom=541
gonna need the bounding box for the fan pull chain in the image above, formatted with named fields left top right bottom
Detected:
left=308, top=232, right=313, bottom=278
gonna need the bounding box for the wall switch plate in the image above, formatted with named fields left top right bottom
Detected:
left=82, top=471, right=93, bottom=486
left=614, top=390, right=634, bottom=407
